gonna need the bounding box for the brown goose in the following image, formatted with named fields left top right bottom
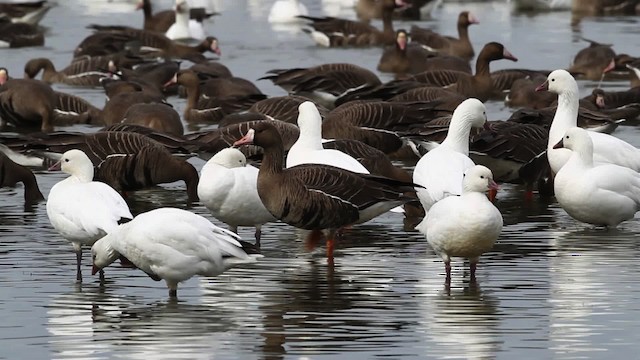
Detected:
left=23, top=57, right=113, bottom=87
left=389, top=86, right=466, bottom=110
left=410, top=11, right=478, bottom=61
left=100, top=91, right=167, bottom=126
left=410, top=42, right=518, bottom=102
left=169, top=70, right=266, bottom=123
left=299, top=0, right=408, bottom=47
left=232, top=121, right=419, bottom=258
left=248, top=95, right=328, bottom=124
left=53, top=91, right=103, bottom=126
left=122, top=103, right=184, bottom=136
left=136, top=0, right=217, bottom=33
left=0, top=73, right=55, bottom=132
left=0, top=14, right=43, bottom=48
left=490, top=68, right=551, bottom=94
left=322, top=100, right=443, bottom=154
left=572, top=0, right=640, bottom=15
left=74, top=28, right=220, bottom=63
left=14, top=131, right=199, bottom=202
left=0, top=151, right=44, bottom=205
left=190, top=60, right=233, bottom=78
left=377, top=29, right=471, bottom=75
left=567, top=39, right=616, bottom=81
left=582, top=87, right=640, bottom=111
left=626, top=61, right=640, bottom=88
left=504, top=74, right=556, bottom=109
left=356, top=0, right=439, bottom=21
left=507, top=105, right=628, bottom=133
left=0, top=1, right=51, bottom=25
left=114, top=60, right=180, bottom=95
left=259, top=63, right=381, bottom=109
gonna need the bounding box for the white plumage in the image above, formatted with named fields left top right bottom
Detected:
left=91, top=207, right=261, bottom=297
left=166, top=0, right=206, bottom=41
left=416, top=165, right=503, bottom=282
left=268, top=0, right=309, bottom=23
left=413, top=98, right=488, bottom=213
left=553, top=127, right=640, bottom=227
left=46, top=149, right=132, bottom=282
left=198, top=148, right=276, bottom=246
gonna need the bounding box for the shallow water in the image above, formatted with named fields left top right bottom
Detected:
left=2, top=0, right=640, bottom=359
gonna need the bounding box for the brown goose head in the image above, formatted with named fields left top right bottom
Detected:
left=458, top=11, right=480, bottom=27
left=168, top=69, right=199, bottom=89
left=0, top=68, right=8, bottom=85
left=592, top=88, right=606, bottom=109
left=233, top=122, right=283, bottom=152
left=203, top=36, right=221, bottom=56
left=395, top=29, right=408, bottom=51
left=24, top=58, right=54, bottom=79
left=477, top=42, right=518, bottom=63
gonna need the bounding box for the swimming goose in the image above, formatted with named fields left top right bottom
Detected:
left=572, top=0, right=640, bottom=15
left=416, top=165, right=502, bottom=283
left=91, top=207, right=261, bottom=298
left=268, top=0, right=309, bottom=23
left=0, top=15, right=44, bottom=48
left=0, top=0, right=51, bottom=25
left=232, top=121, right=419, bottom=258
left=410, top=11, right=478, bottom=61
left=0, top=151, right=44, bottom=205
left=554, top=127, right=640, bottom=227
left=137, top=0, right=217, bottom=33
left=47, top=149, right=133, bottom=283
left=535, top=69, right=640, bottom=174
left=287, top=101, right=368, bottom=173
left=165, top=0, right=206, bottom=41
left=198, top=148, right=276, bottom=246
left=413, top=98, right=488, bottom=213
left=567, top=39, right=616, bottom=81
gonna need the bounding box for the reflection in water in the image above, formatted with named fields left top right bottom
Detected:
left=417, top=259, right=502, bottom=360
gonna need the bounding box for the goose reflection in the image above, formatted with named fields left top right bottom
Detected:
left=548, top=226, right=640, bottom=357
left=417, top=258, right=502, bottom=360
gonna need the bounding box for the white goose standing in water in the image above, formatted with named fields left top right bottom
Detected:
left=46, top=149, right=132, bottom=283
left=91, top=207, right=262, bottom=298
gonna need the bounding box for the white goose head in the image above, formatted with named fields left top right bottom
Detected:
left=463, top=165, right=499, bottom=193
left=91, top=237, right=119, bottom=274
left=554, top=127, right=593, bottom=158
left=59, top=149, right=94, bottom=182
left=211, top=148, right=247, bottom=169
left=296, top=101, right=323, bottom=138
left=453, top=98, right=487, bottom=129
left=537, top=69, right=578, bottom=97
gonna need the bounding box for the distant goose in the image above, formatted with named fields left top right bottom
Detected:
left=554, top=127, right=640, bottom=227
left=413, top=98, right=488, bottom=213
left=0, top=151, right=44, bottom=205
left=0, top=0, right=51, bottom=25
left=259, top=63, right=381, bottom=109
left=410, top=11, right=478, bottom=61
left=287, top=101, right=368, bottom=173
left=0, top=15, right=44, bottom=48
left=91, top=207, right=262, bottom=298
left=23, top=57, right=113, bottom=87
left=416, top=165, right=502, bottom=283
left=535, top=69, right=640, bottom=174
left=47, top=149, right=133, bottom=283
left=233, top=121, right=419, bottom=258
left=198, top=148, right=276, bottom=246
left=268, top=0, right=309, bottom=23
left=567, top=38, right=616, bottom=81
left=165, top=0, right=206, bottom=41
left=137, top=0, right=217, bottom=33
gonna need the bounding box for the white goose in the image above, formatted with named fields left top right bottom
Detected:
left=416, top=165, right=503, bottom=282
left=287, top=101, right=369, bottom=174
left=198, top=148, right=276, bottom=246
left=46, top=149, right=132, bottom=283
left=536, top=69, right=640, bottom=174
left=166, top=0, right=206, bottom=41
left=268, top=0, right=309, bottom=23
left=553, top=127, right=640, bottom=227
left=91, top=207, right=262, bottom=298
left=412, top=98, right=488, bottom=213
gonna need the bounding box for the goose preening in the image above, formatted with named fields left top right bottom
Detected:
left=268, top=0, right=309, bottom=23
left=287, top=101, right=368, bottom=173
left=413, top=98, right=488, bottom=212
left=232, top=121, right=419, bottom=258
left=0, top=151, right=44, bottom=205
left=410, top=11, right=479, bottom=61
left=0, top=74, right=56, bottom=132
left=91, top=207, right=262, bottom=298
left=416, top=165, right=502, bottom=283
left=299, top=0, right=408, bottom=47
left=535, top=69, right=640, bottom=174
left=166, top=0, right=206, bottom=41
left=198, top=148, right=276, bottom=247
left=121, top=102, right=184, bottom=136
left=47, top=149, right=133, bottom=283
left=553, top=127, right=640, bottom=227
left=23, top=57, right=113, bottom=87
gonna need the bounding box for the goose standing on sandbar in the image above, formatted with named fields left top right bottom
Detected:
left=553, top=127, right=640, bottom=227
left=47, top=149, right=133, bottom=283
left=92, top=207, right=262, bottom=298
left=535, top=69, right=640, bottom=174
left=233, top=122, right=419, bottom=259
left=198, top=148, right=276, bottom=247
left=413, top=98, right=488, bottom=213
left=416, top=165, right=502, bottom=284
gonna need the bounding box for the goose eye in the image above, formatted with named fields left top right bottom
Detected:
left=480, top=175, right=485, bottom=179
left=566, top=135, right=570, bottom=139
left=64, top=158, right=69, bottom=162
left=551, top=78, right=555, bottom=82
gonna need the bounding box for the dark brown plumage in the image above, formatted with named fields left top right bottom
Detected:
left=53, top=91, right=103, bottom=126
left=504, top=74, right=556, bottom=109
left=248, top=95, right=328, bottom=124
left=410, top=11, right=478, bottom=61
left=122, top=103, right=184, bottom=136
left=0, top=151, right=44, bottom=205
left=0, top=76, right=56, bottom=132
left=572, top=0, right=640, bottom=15
left=23, top=57, right=113, bottom=87
left=567, top=39, right=616, bottom=81
left=232, top=122, right=419, bottom=257
left=0, top=15, right=43, bottom=48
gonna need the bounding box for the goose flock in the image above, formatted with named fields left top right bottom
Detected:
left=1, top=0, right=640, bottom=299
